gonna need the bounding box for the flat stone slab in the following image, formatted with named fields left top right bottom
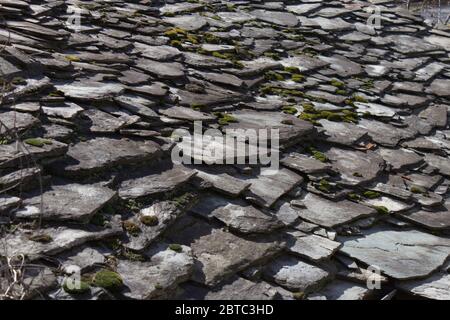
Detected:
left=15, top=182, right=116, bottom=222
left=195, top=168, right=250, bottom=197
left=295, top=193, right=376, bottom=228
left=191, top=195, right=283, bottom=234
left=119, top=166, right=196, bottom=200
left=136, top=60, right=185, bottom=79
left=0, top=217, right=122, bottom=260
left=263, top=255, right=331, bottom=293
left=244, top=169, right=304, bottom=208
left=54, top=81, right=125, bottom=101
left=42, top=103, right=84, bottom=120
left=0, top=195, right=21, bottom=214
left=286, top=230, right=341, bottom=262
left=308, top=280, right=372, bottom=300
left=159, top=106, right=215, bottom=122
left=318, top=120, right=368, bottom=147
left=377, top=148, right=423, bottom=171
left=326, top=147, right=385, bottom=186
left=399, top=203, right=450, bottom=230
left=281, top=152, right=333, bottom=174
left=118, top=243, right=194, bottom=299
left=0, top=111, right=40, bottom=134
left=54, top=138, right=161, bottom=177
left=189, top=224, right=284, bottom=286
left=357, top=118, right=416, bottom=147
left=340, top=227, right=450, bottom=280
left=251, top=10, right=298, bottom=27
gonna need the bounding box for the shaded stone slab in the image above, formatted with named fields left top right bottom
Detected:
left=82, top=109, right=127, bottom=133
left=399, top=203, right=450, bottom=230
left=0, top=167, right=41, bottom=191
left=427, top=79, right=450, bottom=97
left=57, top=246, right=109, bottom=273
left=135, top=59, right=185, bottom=79
left=263, top=255, right=331, bottom=293
left=295, top=193, right=376, bottom=228
left=191, top=195, right=282, bottom=234
left=340, top=227, right=450, bottom=280
left=118, top=243, right=194, bottom=299
left=318, top=55, right=362, bottom=77
left=326, top=147, right=385, bottom=186
left=397, top=273, right=450, bottom=300
left=119, top=166, right=196, bottom=200
left=202, top=277, right=280, bottom=300
left=286, top=230, right=341, bottom=262
left=424, top=153, right=450, bottom=177
left=357, top=118, right=416, bottom=147
left=15, top=182, right=116, bottom=222
left=55, top=138, right=161, bottom=177
left=0, top=195, right=21, bottom=214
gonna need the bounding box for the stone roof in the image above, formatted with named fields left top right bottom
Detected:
left=0, top=0, right=450, bottom=300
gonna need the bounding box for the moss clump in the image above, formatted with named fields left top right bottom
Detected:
left=170, top=40, right=183, bottom=48
left=212, top=51, right=228, bottom=59
left=317, top=179, right=331, bottom=193
left=326, top=113, right=343, bottom=122
left=121, top=249, right=146, bottom=262
left=292, top=292, right=305, bottom=300
left=307, top=147, right=328, bottom=163
left=29, top=233, right=53, bottom=243
left=65, top=55, right=80, bottom=62
left=347, top=193, right=361, bottom=201
left=353, top=172, right=363, bottom=177
left=330, top=79, right=345, bottom=88
left=291, top=74, right=304, bottom=83
left=215, top=113, right=237, bottom=126
left=374, top=206, right=389, bottom=214
left=353, top=95, right=368, bottom=103
left=24, top=138, right=53, bottom=148
left=410, top=185, right=427, bottom=194
left=164, top=27, right=187, bottom=39
left=62, top=280, right=90, bottom=295
left=172, top=192, right=197, bottom=208
left=335, top=89, right=347, bottom=96
left=169, top=244, right=183, bottom=253
left=140, top=215, right=159, bottom=226
left=265, top=71, right=284, bottom=81
left=284, top=66, right=300, bottom=74
left=122, top=221, right=141, bottom=237
left=263, top=51, right=280, bottom=60
left=363, top=191, right=381, bottom=199
left=92, top=270, right=123, bottom=291
left=282, top=106, right=297, bottom=115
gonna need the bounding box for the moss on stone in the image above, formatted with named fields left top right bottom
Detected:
left=374, top=206, right=389, bottom=214
left=265, top=71, right=284, bottom=81
left=29, top=233, right=53, bottom=243
left=330, top=79, right=345, bottom=88
left=24, top=138, right=53, bottom=148
left=65, top=55, right=80, bottom=62
left=62, top=280, right=90, bottom=295
left=317, top=179, right=331, bottom=193
left=169, top=243, right=183, bottom=252
left=291, top=74, right=304, bottom=83
left=122, top=220, right=141, bottom=237
left=92, top=270, right=123, bottom=291
left=410, top=185, right=427, bottom=194
left=140, top=215, right=159, bottom=226
left=347, top=193, right=361, bottom=201
left=281, top=106, right=297, bottom=115
left=292, top=292, right=305, bottom=300
left=363, top=190, right=381, bottom=199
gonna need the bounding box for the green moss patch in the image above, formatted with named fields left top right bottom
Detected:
left=24, top=138, right=53, bottom=148
left=92, top=270, right=123, bottom=291
left=63, top=280, right=90, bottom=295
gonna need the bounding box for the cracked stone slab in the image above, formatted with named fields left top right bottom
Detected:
left=118, top=243, right=194, bottom=299
left=42, top=102, right=84, bottom=120
left=318, top=120, right=368, bottom=147
left=340, top=227, right=450, bottom=280
left=281, top=152, right=333, bottom=175
left=119, top=166, right=196, bottom=200
left=294, top=193, right=376, bottom=228
left=54, top=137, right=161, bottom=177
left=191, top=195, right=283, bottom=234
left=357, top=118, right=416, bottom=147
left=263, top=255, right=331, bottom=293
left=377, top=148, right=423, bottom=171
left=194, top=168, right=250, bottom=197
left=399, top=201, right=450, bottom=230
left=14, top=182, right=116, bottom=222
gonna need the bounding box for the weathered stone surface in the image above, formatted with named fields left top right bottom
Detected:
left=285, top=230, right=341, bottom=262
left=119, top=166, right=195, bottom=200
left=0, top=111, right=40, bottom=134
left=281, top=152, right=333, bottom=175
left=308, top=280, right=372, bottom=300
left=0, top=195, right=21, bottom=214
left=54, top=138, right=161, bottom=177
left=397, top=273, right=450, bottom=300
left=294, top=193, right=376, bottom=228
left=377, top=148, right=423, bottom=171
left=326, top=147, right=385, bottom=186
left=195, top=168, right=250, bottom=197
left=340, top=227, right=450, bottom=280
left=118, top=243, right=194, bottom=299
left=191, top=195, right=282, bottom=234
left=54, top=81, right=125, bottom=101
left=263, top=255, right=331, bottom=293
left=15, top=182, right=116, bottom=222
